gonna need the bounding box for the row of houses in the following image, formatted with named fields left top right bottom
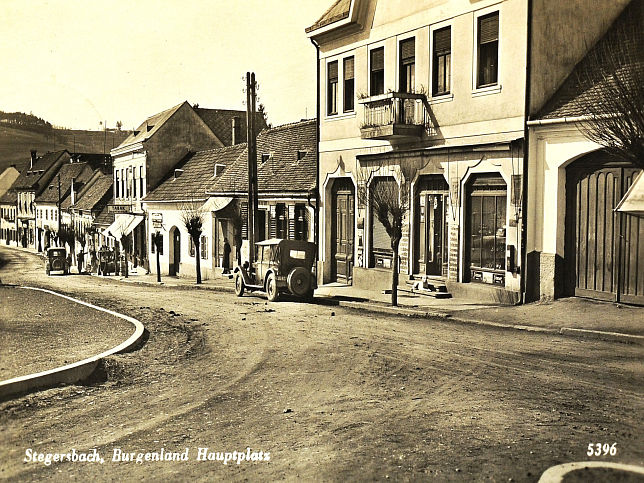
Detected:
left=1, top=0, right=642, bottom=306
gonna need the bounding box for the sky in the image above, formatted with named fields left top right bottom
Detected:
left=0, top=0, right=331, bottom=130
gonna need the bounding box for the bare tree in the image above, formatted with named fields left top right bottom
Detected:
left=181, top=200, right=205, bottom=284
left=573, top=1, right=644, bottom=168
left=357, top=161, right=417, bottom=307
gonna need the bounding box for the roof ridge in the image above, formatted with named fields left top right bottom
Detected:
left=261, top=118, right=316, bottom=133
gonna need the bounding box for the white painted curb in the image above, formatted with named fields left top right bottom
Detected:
left=539, top=461, right=644, bottom=482
left=0, top=287, right=145, bottom=399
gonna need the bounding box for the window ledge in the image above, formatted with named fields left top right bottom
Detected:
left=472, top=85, right=502, bottom=97
left=429, top=93, right=454, bottom=104
left=324, top=111, right=356, bottom=122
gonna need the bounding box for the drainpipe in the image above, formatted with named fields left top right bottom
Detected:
left=520, top=0, right=533, bottom=304
left=310, top=37, right=321, bottom=282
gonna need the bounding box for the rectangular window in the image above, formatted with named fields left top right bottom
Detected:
left=432, top=27, right=451, bottom=96
left=139, top=167, right=144, bottom=198
left=115, top=171, right=120, bottom=199
left=275, top=203, right=287, bottom=239
left=121, top=169, right=125, bottom=200
left=343, top=56, right=354, bottom=112
left=370, top=47, right=384, bottom=96
left=200, top=235, right=207, bottom=259
left=189, top=237, right=195, bottom=257
left=294, top=204, right=307, bottom=240
left=132, top=170, right=137, bottom=199
left=327, top=61, right=338, bottom=115
left=477, top=12, right=499, bottom=88
left=399, top=38, right=415, bottom=93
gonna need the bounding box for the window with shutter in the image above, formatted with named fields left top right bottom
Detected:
left=477, top=12, right=499, bottom=88
left=399, top=38, right=415, bottom=93
left=241, top=202, right=248, bottom=239
left=327, top=61, right=338, bottom=115
left=370, top=47, right=384, bottom=96
left=343, top=56, right=355, bottom=112
left=432, top=27, right=451, bottom=96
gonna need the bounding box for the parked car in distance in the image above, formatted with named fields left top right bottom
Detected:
left=234, top=238, right=317, bottom=302
left=46, top=247, right=69, bottom=276
left=97, top=248, right=117, bottom=276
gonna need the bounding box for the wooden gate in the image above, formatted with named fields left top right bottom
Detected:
left=565, top=152, right=643, bottom=304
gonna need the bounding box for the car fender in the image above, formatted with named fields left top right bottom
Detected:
left=234, top=265, right=253, bottom=286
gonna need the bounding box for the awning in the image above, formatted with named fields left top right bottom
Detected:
left=102, top=214, right=144, bottom=239
left=616, top=171, right=644, bottom=216
left=202, top=196, right=233, bottom=212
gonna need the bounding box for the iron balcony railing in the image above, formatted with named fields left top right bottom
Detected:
left=359, top=92, right=434, bottom=135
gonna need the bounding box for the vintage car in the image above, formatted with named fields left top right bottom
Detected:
left=234, top=238, right=317, bottom=302
left=45, top=247, right=69, bottom=276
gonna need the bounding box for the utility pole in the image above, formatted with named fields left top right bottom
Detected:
left=246, top=72, right=259, bottom=268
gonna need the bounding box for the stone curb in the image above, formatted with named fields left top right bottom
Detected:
left=0, top=287, right=145, bottom=400
left=538, top=461, right=644, bottom=482
left=336, top=300, right=643, bottom=344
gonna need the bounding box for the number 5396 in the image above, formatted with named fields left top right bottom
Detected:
left=587, top=443, right=617, bottom=456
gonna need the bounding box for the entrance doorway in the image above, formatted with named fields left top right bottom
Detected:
left=331, top=178, right=355, bottom=282
left=565, top=151, right=643, bottom=304
left=414, top=175, right=449, bottom=277
left=169, top=226, right=181, bottom=276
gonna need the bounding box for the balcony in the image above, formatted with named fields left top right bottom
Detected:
left=359, top=92, right=433, bottom=142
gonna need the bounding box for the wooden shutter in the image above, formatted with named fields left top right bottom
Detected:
left=241, top=201, right=248, bottom=239
left=371, top=48, right=384, bottom=71
left=269, top=206, right=277, bottom=238
left=400, top=38, right=415, bottom=63
left=434, top=27, right=451, bottom=55
left=328, top=61, right=338, bottom=82
left=479, top=13, right=499, bottom=44
left=343, top=57, right=354, bottom=80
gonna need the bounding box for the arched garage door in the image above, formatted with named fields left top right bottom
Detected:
left=565, top=151, right=643, bottom=304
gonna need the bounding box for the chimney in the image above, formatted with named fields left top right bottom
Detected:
left=71, top=177, right=76, bottom=206
left=30, top=150, right=37, bottom=169
left=231, top=116, right=240, bottom=145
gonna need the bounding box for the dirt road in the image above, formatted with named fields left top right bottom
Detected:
left=1, top=246, right=642, bottom=481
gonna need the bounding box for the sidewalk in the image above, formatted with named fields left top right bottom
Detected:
left=97, top=268, right=644, bottom=344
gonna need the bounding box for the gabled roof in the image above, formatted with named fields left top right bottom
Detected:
left=0, top=166, right=19, bottom=196
left=537, top=0, right=642, bottom=120
left=0, top=189, right=17, bottom=205
left=306, top=0, right=352, bottom=33
left=208, top=119, right=317, bottom=195
left=143, top=143, right=247, bottom=202
left=116, top=102, right=186, bottom=148
left=12, top=150, right=69, bottom=190
left=72, top=173, right=113, bottom=211
left=36, top=162, right=92, bottom=204
left=94, top=202, right=115, bottom=227
left=194, top=108, right=267, bottom=147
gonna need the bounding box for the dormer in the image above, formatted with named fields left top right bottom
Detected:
left=174, top=169, right=184, bottom=179
left=214, top=164, right=226, bottom=177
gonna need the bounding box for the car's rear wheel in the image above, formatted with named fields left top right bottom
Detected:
left=266, top=273, right=279, bottom=302
left=234, top=272, right=245, bottom=297
left=287, top=267, right=310, bottom=297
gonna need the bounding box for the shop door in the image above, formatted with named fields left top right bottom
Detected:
left=331, top=179, right=355, bottom=282
left=172, top=228, right=181, bottom=275
left=566, top=154, right=643, bottom=304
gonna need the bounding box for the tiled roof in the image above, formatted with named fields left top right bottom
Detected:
left=115, top=102, right=186, bottom=148
left=143, top=144, right=247, bottom=202
left=37, top=162, right=92, bottom=204
left=94, top=203, right=115, bottom=227
left=73, top=174, right=113, bottom=211
left=12, top=150, right=68, bottom=190
left=537, top=1, right=641, bottom=120
left=194, top=108, right=267, bottom=147
left=306, top=0, right=351, bottom=33
left=209, top=119, right=317, bottom=195
left=0, top=189, right=17, bottom=204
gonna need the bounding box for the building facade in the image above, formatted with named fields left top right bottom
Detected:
left=307, top=0, right=630, bottom=303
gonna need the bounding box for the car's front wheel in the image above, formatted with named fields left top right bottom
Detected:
left=266, top=273, right=279, bottom=302
left=234, top=272, right=245, bottom=297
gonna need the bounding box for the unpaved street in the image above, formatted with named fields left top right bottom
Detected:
left=1, top=246, right=642, bottom=481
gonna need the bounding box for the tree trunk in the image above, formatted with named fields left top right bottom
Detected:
left=195, top=237, right=202, bottom=284
left=391, top=237, right=400, bottom=307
